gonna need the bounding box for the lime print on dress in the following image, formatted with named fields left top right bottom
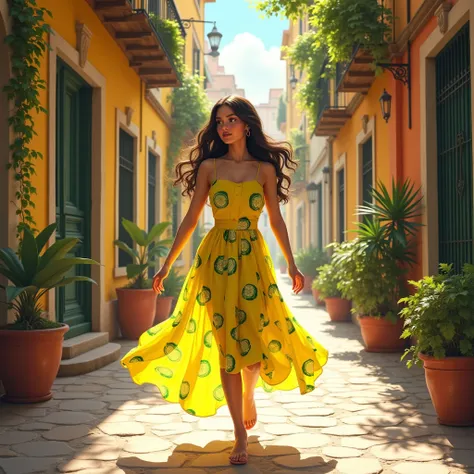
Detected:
left=121, top=159, right=329, bottom=417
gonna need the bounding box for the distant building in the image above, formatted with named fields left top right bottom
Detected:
left=205, top=52, right=245, bottom=104
left=255, top=89, right=285, bottom=141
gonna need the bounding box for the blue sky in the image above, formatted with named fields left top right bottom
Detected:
left=204, top=0, right=289, bottom=50
left=203, top=0, right=289, bottom=105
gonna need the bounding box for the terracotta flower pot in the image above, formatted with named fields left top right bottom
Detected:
left=302, top=274, right=314, bottom=294
left=419, top=353, right=474, bottom=426
left=117, top=288, right=157, bottom=340
left=325, top=297, right=351, bottom=321
left=0, top=324, right=69, bottom=403
left=155, top=295, right=174, bottom=324
left=312, top=288, right=324, bottom=306
left=359, top=316, right=405, bottom=352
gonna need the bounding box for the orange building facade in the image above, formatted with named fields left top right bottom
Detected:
left=311, top=0, right=474, bottom=279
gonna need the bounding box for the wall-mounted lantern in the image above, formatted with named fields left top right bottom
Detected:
left=322, top=166, right=331, bottom=184
left=289, top=64, right=298, bottom=90
left=379, top=89, right=392, bottom=123
left=306, top=181, right=318, bottom=203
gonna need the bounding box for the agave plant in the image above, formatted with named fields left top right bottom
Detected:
left=114, top=218, right=173, bottom=289
left=0, top=223, right=98, bottom=330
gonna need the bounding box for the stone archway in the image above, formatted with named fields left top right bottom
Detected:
left=0, top=1, right=13, bottom=327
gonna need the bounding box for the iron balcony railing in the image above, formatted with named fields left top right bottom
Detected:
left=316, top=73, right=350, bottom=123
left=130, top=0, right=186, bottom=38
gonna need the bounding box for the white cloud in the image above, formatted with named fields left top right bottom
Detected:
left=218, top=32, right=286, bottom=105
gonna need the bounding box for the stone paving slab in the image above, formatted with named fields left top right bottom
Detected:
left=0, top=274, right=473, bottom=474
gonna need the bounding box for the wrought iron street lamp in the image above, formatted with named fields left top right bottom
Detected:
left=181, top=19, right=223, bottom=57
left=289, top=64, right=298, bottom=90
left=306, top=181, right=318, bottom=204
left=379, top=89, right=392, bottom=123
left=322, top=166, right=330, bottom=184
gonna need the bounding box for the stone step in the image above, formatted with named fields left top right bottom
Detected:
left=62, top=332, right=109, bottom=360
left=58, top=342, right=121, bottom=377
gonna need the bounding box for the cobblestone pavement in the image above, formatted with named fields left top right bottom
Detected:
left=1, top=273, right=474, bottom=474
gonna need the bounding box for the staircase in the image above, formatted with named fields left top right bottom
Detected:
left=58, top=332, right=121, bottom=377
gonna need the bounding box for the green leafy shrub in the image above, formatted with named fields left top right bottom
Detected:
left=114, top=219, right=172, bottom=290
left=333, top=179, right=423, bottom=320
left=312, top=262, right=342, bottom=298
left=295, top=245, right=330, bottom=279
left=0, top=224, right=98, bottom=330
left=400, top=263, right=474, bottom=368
left=332, top=236, right=401, bottom=320
left=161, top=267, right=185, bottom=298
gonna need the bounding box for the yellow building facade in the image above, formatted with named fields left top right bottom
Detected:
left=0, top=0, right=213, bottom=338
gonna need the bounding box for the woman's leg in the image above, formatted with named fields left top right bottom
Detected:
left=242, top=362, right=261, bottom=429
left=220, top=369, right=248, bottom=463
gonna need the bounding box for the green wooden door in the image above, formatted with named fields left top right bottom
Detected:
left=56, top=59, right=92, bottom=339
left=361, top=137, right=373, bottom=206
left=436, top=22, right=472, bottom=273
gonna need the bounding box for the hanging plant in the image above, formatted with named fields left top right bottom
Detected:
left=149, top=15, right=185, bottom=80
left=288, top=128, right=307, bottom=182
left=257, top=0, right=393, bottom=65
left=3, top=0, right=52, bottom=238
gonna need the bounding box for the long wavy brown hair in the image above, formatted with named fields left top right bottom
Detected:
left=174, top=95, right=298, bottom=204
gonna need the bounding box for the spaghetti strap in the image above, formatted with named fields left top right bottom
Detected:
left=255, top=161, right=261, bottom=180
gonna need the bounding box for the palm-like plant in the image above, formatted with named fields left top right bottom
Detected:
left=114, top=218, right=173, bottom=289
left=355, top=178, right=423, bottom=265
left=0, top=223, right=98, bottom=330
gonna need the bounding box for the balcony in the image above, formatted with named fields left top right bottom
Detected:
left=313, top=71, right=352, bottom=137
left=336, top=44, right=377, bottom=94
left=87, top=0, right=185, bottom=88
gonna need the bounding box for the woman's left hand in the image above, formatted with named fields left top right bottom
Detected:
left=288, top=264, right=304, bottom=294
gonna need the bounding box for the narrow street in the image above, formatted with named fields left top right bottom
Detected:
left=0, top=273, right=473, bottom=474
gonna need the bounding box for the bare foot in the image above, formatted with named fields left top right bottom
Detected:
left=243, top=393, right=257, bottom=430
left=229, top=430, right=248, bottom=464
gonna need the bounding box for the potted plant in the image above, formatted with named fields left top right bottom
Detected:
left=155, top=266, right=185, bottom=324
left=114, top=218, right=172, bottom=340
left=0, top=224, right=98, bottom=403
left=335, top=179, right=423, bottom=352
left=295, top=246, right=330, bottom=294
left=311, top=277, right=325, bottom=306
left=400, top=263, right=474, bottom=426
left=314, top=258, right=351, bottom=321
left=277, top=253, right=287, bottom=274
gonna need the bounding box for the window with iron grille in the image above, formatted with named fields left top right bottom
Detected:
left=118, top=129, right=135, bottom=267
left=193, top=44, right=201, bottom=75
left=436, top=22, right=472, bottom=273
left=148, top=0, right=160, bottom=16
left=361, top=137, right=373, bottom=206
left=148, top=151, right=157, bottom=232
left=338, top=168, right=345, bottom=242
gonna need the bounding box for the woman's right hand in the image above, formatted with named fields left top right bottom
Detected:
left=152, top=265, right=170, bottom=294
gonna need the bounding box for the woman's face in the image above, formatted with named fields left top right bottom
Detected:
left=215, top=104, right=248, bottom=145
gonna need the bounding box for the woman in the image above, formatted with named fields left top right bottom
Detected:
left=121, top=95, right=328, bottom=465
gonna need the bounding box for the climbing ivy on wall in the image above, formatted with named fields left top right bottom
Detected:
left=3, top=0, right=52, bottom=238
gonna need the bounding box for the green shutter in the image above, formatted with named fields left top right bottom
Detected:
left=119, top=129, right=135, bottom=268
left=362, top=137, right=373, bottom=206
left=436, top=22, right=472, bottom=273
left=338, top=168, right=345, bottom=243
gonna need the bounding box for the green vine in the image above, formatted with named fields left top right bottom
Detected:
left=3, top=0, right=52, bottom=238
left=257, top=0, right=393, bottom=66
left=283, top=30, right=326, bottom=128
left=288, top=128, right=307, bottom=182
left=166, top=72, right=211, bottom=208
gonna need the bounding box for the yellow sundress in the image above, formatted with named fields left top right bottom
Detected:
left=121, top=159, right=328, bottom=417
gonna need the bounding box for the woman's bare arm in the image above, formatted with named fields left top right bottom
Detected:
left=160, top=160, right=212, bottom=271
left=261, top=163, right=303, bottom=293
